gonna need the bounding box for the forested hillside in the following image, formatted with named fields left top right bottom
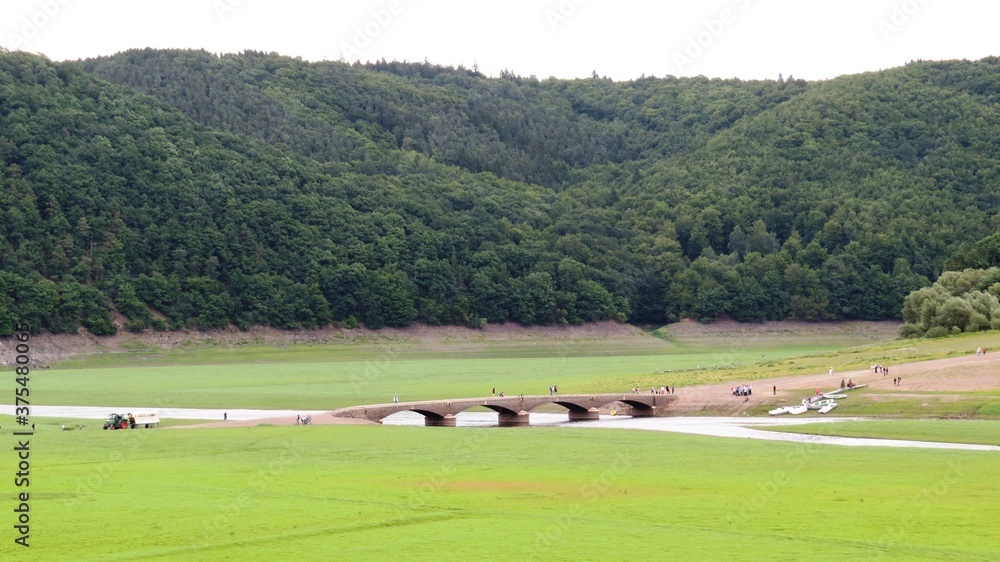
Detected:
left=3, top=48, right=1000, bottom=335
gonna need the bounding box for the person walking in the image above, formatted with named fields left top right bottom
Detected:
left=773, top=385, right=776, bottom=395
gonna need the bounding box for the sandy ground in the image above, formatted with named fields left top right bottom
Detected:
left=668, top=352, right=1000, bottom=415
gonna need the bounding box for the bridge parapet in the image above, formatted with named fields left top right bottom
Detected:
left=330, top=393, right=677, bottom=426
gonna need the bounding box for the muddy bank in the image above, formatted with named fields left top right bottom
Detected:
left=0, top=321, right=645, bottom=366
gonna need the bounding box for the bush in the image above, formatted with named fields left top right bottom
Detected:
left=924, top=326, right=951, bottom=338
left=84, top=315, right=117, bottom=336
left=902, top=271, right=1000, bottom=337
left=899, top=323, right=926, bottom=338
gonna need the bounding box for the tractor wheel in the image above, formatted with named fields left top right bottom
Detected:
left=121, top=421, right=128, bottom=429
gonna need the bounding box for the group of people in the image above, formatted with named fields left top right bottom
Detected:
left=635, top=384, right=673, bottom=394
left=871, top=364, right=890, bottom=376
left=840, top=378, right=856, bottom=389
left=731, top=384, right=752, bottom=396
left=977, top=347, right=988, bottom=355
left=892, top=376, right=903, bottom=386
left=294, top=414, right=312, bottom=425
left=548, top=385, right=559, bottom=395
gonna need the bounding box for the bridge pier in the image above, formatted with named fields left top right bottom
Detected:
left=629, top=405, right=657, bottom=417
left=424, top=414, right=457, bottom=427
left=567, top=407, right=601, bottom=421
left=498, top=411, right=530, bottom=427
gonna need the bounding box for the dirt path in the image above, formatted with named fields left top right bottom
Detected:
left=669, top=352, right=1000, bottom=415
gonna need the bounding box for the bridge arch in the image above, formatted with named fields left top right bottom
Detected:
left=481, top=404, right=524, bottom=416
left=617, top=398, right=666, bottom=417
left=331, top=393, right=677, bottom=426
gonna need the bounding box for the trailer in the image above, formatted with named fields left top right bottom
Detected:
left=103, top=412, right=159, bottom=430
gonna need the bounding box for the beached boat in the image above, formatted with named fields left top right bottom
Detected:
left=823, top=393, right=847, bottom=399
left=807, top=399, right=834, bottom=410
left=787, top=405, right=808, bottom=415
left=818, top=403, right=838, bottom=414
left=769, top=407, right=790, bottom=415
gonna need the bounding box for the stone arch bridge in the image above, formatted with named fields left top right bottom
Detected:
left=330, top=393, right=677, bottom=427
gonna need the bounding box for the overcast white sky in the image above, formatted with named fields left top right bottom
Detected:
left=1, top=0, right=997, bottom=81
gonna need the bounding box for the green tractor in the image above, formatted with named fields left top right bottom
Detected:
left=103, top=413, right=132, bottom=430
left=102, top=412, right=160, bottom=430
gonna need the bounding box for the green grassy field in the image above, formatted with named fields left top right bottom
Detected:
left=29, top=324, right=1000, bottom=412
left=827, top=396, right=1000, bottom=419
left=739, top=388, right=1000, bottom=420
left=3, top=424, right=998, bottom=561
left=35, top=327, right=866, bottom=409
left=755, top=420, right=1000, bottom=446
left=0, top=414, right=211, bottom=430
left=6, top=324, right=1000, bottom=560
left=33, top=348, right=834, bottom=410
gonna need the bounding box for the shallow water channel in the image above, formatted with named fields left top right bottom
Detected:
left=381, top=411, right=1000, bottom=451
left=7, top=405, right=998, bottom=451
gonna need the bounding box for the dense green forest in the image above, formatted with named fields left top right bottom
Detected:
left=3, top=48, right=1000, bottom=335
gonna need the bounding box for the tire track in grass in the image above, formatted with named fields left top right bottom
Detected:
left=91, top=513, right=462, bottom=561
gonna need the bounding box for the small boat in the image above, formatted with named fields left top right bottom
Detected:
left=787, top=405, right=808, bottom=415
left=823, top=393, right=847, bottom=399
left=807, top=399, right=834, bottom=410
left=769, top=407, right=790, bottom=416
left=818, top=403, right=838, bottom=414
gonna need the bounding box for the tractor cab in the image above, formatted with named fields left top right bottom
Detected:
left=103, top=413, right=131, bottom=430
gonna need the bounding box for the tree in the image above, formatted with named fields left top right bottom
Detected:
left=361, top=268, right=417, bottom=329
left=510, top=272, right=557, bottom=325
